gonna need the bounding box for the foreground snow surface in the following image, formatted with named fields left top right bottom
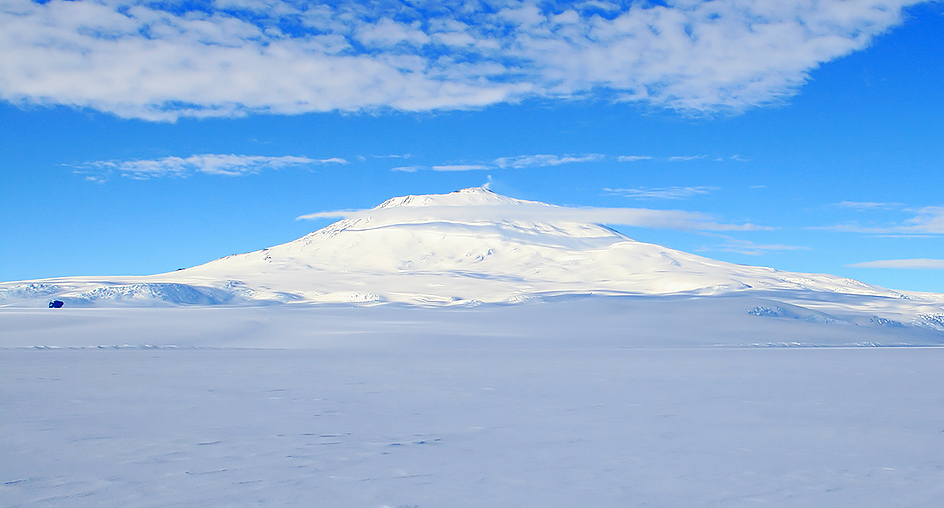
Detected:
left=3, top=300, right=944, bottom=507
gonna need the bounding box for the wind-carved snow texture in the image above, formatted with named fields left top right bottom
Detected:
left=1, top=188, right=942, bottom=329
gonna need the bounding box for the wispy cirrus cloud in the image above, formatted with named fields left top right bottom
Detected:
left=432, top=164, right=493, bottom=172
left=394, top=152, right=747, bottom=172
left=822, top=206, right=944, bottom=235
left=79, top=154, right=346, bottom=179
left=833, top=201, right=904, bottom=210
left=708, top=237, right=810, bottom=256
left=605, top=186, right=718, bottom=200
left=616, top=155, right=745, bottom=163
left=0, top=0, right=925, bottom=121
left=493, top=154, right=606, bottom=169
left=396, top=153, right=605, bottom=172
left=371, top=154, right=412, bottom=160
left=848, top=259, right=944, bottom=269
left=668, top=155, right=707, bottom=162
left=298, top=198, right=766, bottom=232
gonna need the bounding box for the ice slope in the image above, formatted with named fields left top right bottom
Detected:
left=2, top=188, right=943, bottom=326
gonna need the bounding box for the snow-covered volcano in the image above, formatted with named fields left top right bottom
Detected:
left=2, top=188, right=943, bottom=323
left=174, top=187, right=910, bottom=304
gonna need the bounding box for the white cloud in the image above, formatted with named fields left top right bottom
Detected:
left=668, top=155, right=707, bottom=162
left=373, top=154, right=412, bottom=159
left=605, top=186, right=718, bottom=200
left=848, top=259, right=944, bottom=269
left=395, top=153, right=605, bottom=172
left=432, top=164, right=493, bottom=172
left=708, top=237, right=810, bottom=256
left=618, top=155, right=745, bottom=163
left=823, top=206, right=944, bottom=235
left=0, top=0, right=925, bottom=120
left=298, top=202, right=765, bottom=232
left=574, top=1, right=623, bottom=14
left=902, top=206, right=944, bottom=234
left=833, top=201, right=903, bottom=210
left=493, top=154, right=605, bottom=169
left=81, top=154, right=346, bottom=179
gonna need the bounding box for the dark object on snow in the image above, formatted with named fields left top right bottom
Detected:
left=49, top=300, right=64, bottom=308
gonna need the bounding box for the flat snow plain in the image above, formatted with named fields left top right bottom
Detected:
left=3, top=296, right=944, bottom=507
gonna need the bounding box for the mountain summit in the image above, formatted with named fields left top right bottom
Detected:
left=3, top=188, right=943, bottom=325
left=375, top=186, right=526, bottom=208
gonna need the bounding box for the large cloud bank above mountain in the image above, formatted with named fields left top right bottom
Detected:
left=0, top=0, right=926, bottom=120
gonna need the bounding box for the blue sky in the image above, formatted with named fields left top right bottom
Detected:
left=2, top=0, right=943, bottom=292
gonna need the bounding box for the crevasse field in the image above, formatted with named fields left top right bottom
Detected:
left=3, top=298, right=944, bottom=508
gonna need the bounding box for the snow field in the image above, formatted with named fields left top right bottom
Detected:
left=2, top=346, right=943, bottom=507
left=2, top=295, right=943, bottom=350
left=2, top=292, right=943, bottom=507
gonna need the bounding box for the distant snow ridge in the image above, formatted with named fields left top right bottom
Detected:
left=747, top=305, right=845, bottom=325
left=915, top=314, right=944, bottom=331
left=74, top=283, right=230, bottom=305
left=870, top=316, right=904, bottom=328
left=0, top=283, right=61, bottom=298
left=748, top=306, right=793, bottom=318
